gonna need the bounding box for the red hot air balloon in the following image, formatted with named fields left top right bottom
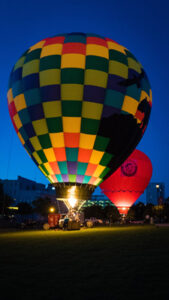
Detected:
left=100, top=149, right=152, bottom=215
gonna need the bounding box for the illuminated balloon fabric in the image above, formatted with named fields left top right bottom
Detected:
left=100, top=149, right=152, bottom=214
left=7, top=33, right=152, bottom=195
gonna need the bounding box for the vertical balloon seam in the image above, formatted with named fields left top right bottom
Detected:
left=38, top=37, right=50, bottom=183
left=79, top=33, right=88, bottom=186
left=15, top=51, right=29, bottom=155
left=34, top=39, right=50, bottom=182
left=94, top=35, right=110, bottom=186
left=97, top=39, right=128, bottom=183
left=60, top=34, right=68, bottom=185
left=78, top=33, right=87, bottom=186
left=87, top=34, right=109, bottom=186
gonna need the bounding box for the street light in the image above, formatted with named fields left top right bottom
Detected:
left=156, top=184, right=162, bottom=223
left=49, top=207, right=55, bottom=213
left=156, top=184, right=160, bottom=204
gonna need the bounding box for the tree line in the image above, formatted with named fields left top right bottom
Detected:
left=1, top=182, right=169, bottom=223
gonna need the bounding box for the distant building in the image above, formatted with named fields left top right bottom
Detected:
left=146, top=182, right=165, bottom=205
left=83, top=195, right=114, bottom=208
left=0, top=176, right=113, bottom=212
left=1, top=176, right=55, bottom=205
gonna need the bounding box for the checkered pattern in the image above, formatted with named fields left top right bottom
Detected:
left=7, top=33, right=152, bottom=186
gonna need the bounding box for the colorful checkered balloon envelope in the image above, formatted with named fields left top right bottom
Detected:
left=7, top=32, right=152, bottom=201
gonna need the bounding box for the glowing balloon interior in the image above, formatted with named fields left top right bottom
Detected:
left=7, top=33, right=152, bottom=208
left=100, top=149, right=153, bottom=215
left=55, top=183, right=90, bottom=211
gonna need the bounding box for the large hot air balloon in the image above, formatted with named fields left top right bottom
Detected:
left=7, top=33, right=152, bottom=211
left=100, top=149, right=153, bottom=215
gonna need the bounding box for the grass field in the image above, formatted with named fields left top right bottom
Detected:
left=0, top=226, right=169, bottom=300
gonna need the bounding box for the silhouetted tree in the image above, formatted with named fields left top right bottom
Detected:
left=127, top=202, right=152, bottom=221
left=83, top=205, right=104, bottom=219
left=32, top=197, right=54, bottom=216
left=143, top=203, right=154, bottom=218
left=133, top=202, right=146, bottom=220
left=18, top=202, right=33, bottom=215
left=163, top=203, right=169, bottom=222
left=0, top=183, right=14, bottom=214
left=83, top=204, right=120, bottom=223
left=103, top=205, right=120, bottom=223
left=165, top=197, right=169, bottom=203
left=126, top=206, right=135, bottom=221
left=123, top=200, right=169, bottom=223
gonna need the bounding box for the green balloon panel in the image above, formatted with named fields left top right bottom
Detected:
left=7, top=33, right=152, bottom=186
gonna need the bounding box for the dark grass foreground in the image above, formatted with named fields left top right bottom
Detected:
left=0, top=226, right=169, bottom=300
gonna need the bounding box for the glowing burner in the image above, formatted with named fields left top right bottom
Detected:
left=54, top=183, right=95, bottom=213
left=68, top=197, right=77, bottom=208
left=118, top=206, right=129, bottom=215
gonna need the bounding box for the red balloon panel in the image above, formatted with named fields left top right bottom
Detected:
left=100, top=149, right=152, bottom=213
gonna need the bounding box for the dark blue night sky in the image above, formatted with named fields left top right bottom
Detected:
left=0, top=0, right=169, bottom=202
